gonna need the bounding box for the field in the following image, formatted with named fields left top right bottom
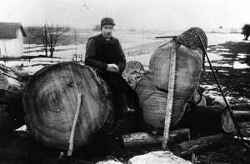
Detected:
left=2, top=30, right=249, bottom=103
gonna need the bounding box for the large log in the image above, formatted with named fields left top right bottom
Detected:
left=23, top=62, right=114, bottom=150
left=172, top=133, right=226, bottom=156
left=0, top=64, right=25, bottom=133
left=193, top=104, right=250, bottom=119
left=122, top=128, right=190, bottom=147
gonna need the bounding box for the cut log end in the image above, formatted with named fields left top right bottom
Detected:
left=23, top=62, right=114, bottom=150
left=123, top=128, right=190, bottom=147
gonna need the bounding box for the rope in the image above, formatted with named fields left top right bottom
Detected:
left=67, top=93, right=82, bottom=156
left=196, top=34, right=250, bottom=149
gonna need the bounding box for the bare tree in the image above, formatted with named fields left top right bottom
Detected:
left=25, top=26, right=48, bottom=56
left=43, top=24, right=49, bottom=56
left=42, top=24, right=70, bottom=57
left=25, top=25, right=70, bottom=57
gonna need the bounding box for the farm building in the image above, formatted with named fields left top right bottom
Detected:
left=0, top=22, right=26, bottom=57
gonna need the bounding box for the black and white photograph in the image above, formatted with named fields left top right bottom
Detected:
left=0, top=0, right=250, bottom=163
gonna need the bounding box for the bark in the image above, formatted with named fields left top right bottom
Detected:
left=123, top=128, right=190, bottom=147
left=172, top=133, right=227, bottom=156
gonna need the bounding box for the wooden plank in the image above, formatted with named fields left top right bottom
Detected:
left=162, top=43, right=177, bottom=149
left=172, top=133, right=226, bottom=156
left=123, top=129, right=190, bottom=147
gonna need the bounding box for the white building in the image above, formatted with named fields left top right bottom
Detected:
left=0, top=23, right=26, bottom=57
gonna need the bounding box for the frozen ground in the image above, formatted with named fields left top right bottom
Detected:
left=1, top=31, right=250, bottom=103
left=2, top=32, right=245, bottom=69
left=5, top=31, right=250, bottom=163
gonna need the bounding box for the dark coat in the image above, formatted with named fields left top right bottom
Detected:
left=84, top=34, right=126, bottom=74
left=84, top=34, right=142, bottom=125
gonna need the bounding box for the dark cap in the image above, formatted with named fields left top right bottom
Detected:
left=101, top=17, right=115, bottom=27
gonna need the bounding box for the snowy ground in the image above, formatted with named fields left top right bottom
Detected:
left=2, top=31, right=250, bottom=103
left=2, top=32, right=245, bottom=72
left=7, top=31, right=250, bottom=163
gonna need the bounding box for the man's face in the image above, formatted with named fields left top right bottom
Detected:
left=101, top=25, right=114, bottom=38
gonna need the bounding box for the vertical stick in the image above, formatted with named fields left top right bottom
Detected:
left=67, top=93, right=82, bottom=156
left=162, top=42, right=177, bottom=149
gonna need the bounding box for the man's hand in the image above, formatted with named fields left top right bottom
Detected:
left=106, top=64, right=119, bottom=72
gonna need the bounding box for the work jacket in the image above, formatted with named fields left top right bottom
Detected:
left=85, top=34, right=126, bottom=74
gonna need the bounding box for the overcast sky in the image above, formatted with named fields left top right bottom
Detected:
left=1, top=0, right=249, bottom=30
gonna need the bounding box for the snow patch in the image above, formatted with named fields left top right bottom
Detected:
left=233, top=61, right=250, bottom=69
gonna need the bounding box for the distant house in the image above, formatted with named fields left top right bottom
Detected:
left=0, top=22, right=26, bottom=57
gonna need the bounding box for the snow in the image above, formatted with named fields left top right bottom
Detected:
left=129, top=151, right=192, bottom=164
left=5, top=76, right=20, bottom=87
left=207, top=33, right=243, bottom=45
left=232, top=61, right=250, bottom=69
left=207, top=52, right=224, bottom=61
left=1, top=32, right=248, bottom=76
left=217, top=48, right=230, bottom=52
left=238, top=53, right=248, bottom=59
left=16, top=125, right=27, bottom=131
left=204, top=62, right=232, bottom=68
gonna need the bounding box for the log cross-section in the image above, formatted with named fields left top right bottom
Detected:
left=23, top=62, right=114, bottom=150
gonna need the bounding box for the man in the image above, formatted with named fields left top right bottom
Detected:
left=85, top=17, right=125, bottom=76
left=85, top=17, right=138, bottom=123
